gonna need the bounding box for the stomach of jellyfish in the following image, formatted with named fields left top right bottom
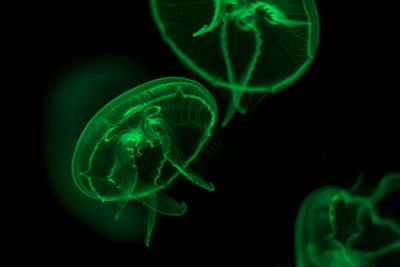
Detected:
left=71, top=77, right=218, bottom=246
left=295, top=173, right=400, bottom=267
left=151, top=0, right=320, bottom=125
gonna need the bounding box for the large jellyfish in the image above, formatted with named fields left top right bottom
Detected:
left=295, top=172, right=400, bottom=267
left=72, top=77, right=218, bottom=246
left=150, top=0, right=320, bottom=125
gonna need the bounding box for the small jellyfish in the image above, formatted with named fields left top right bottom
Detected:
left=295, top=173, right=400, bottom=267
left=71, top=77, right=218, bottom=246
left=150, top=0, right=320, bottom=125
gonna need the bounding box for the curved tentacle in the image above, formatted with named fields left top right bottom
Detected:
left=193, top=0, right=227, bottom=37
left=150, top=116, right=215, bottom=191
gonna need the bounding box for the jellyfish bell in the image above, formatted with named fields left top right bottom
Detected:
left=295, top=173, right=400, bottom=267
left=151, top=0, right=320, bottom=125
left=72, top=77, right=218, bottom=246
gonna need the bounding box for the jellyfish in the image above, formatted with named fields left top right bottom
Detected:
left=150, top=0, right=320, bottom=125
left=295, top=173, right=400, bottom=267
left=71, top=77, right=218, bottom=246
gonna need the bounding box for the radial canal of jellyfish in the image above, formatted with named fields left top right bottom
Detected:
left=72, top=77, right=218, bottom=246
left=150, top=0, right=320, bottom=126
left=294, top=173, right=400, bottom=267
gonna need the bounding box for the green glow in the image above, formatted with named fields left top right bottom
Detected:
left=150, top=0, right=320, bottom=125
left=45, top=55, right=154, bottom=244
left=295, top=173, right=400, bottom=267
left=72, top=77, right=218, bottom=246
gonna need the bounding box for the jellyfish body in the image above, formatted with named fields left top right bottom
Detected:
left=295, top=173, right=400, bottom=267
left=72, top=77, right=218, bottom=246
left=150, top=0, right=320, bottom=125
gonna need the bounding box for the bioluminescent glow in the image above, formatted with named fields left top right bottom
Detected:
left=295, top=173, right=400, bottom=267
left=151, top=0, right=320, bottom=125
left=72, top=77, right=218, bottom=246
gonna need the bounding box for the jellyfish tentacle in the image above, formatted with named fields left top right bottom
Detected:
left=173, top=163, right=215, bottom=191
left=114, top=200, right=128, bottom=220
left=109, top=132, right=140, bottom=193
left=220, top=17, right=239, bottom=127
left=108, top=132, right=141, bottom=218
left=232, top=5, right=257, bottom=31
left=104, top=125, right=122, bottom=142
left=107, top=161, right=138, bottom=195
left=220, top=18, right=236, bottom=86
left=79, top=173, right=120, bottom=201
left=164, top=137, right=215, bottom=191
left=144, top=199, right=157, bottom=247
left=78, top=132, right=138, bottom=201
left=149, top=115, right=215, bottom=191
left=236, top=24, right=263, bottom=108
left=193, top=0, right=227, bottom=37
left=221, top=1, right=311, bottom=126
left=222, top=18, right=263, bottom=126
left=368, top=173, right=400, bottom=235
left=242, top=24, right=263, bottom=85
left=141, top=105, right=163, bottom=145
left=135, top=187, right=187, bottom=216
left=256, top=3, right=310, bottom=28
left=136, top=190, right=187, bottom=247
left=131, top=174, right=166, bottom=199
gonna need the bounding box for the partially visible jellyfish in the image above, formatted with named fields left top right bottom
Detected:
left=72, top=77, right=218, bottom=246
left=295, top=173, right=400, bottom=267
left=150, top=0, right=320, bottom=125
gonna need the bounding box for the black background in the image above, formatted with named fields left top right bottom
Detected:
left=16, top=0, right=399, bottom=265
